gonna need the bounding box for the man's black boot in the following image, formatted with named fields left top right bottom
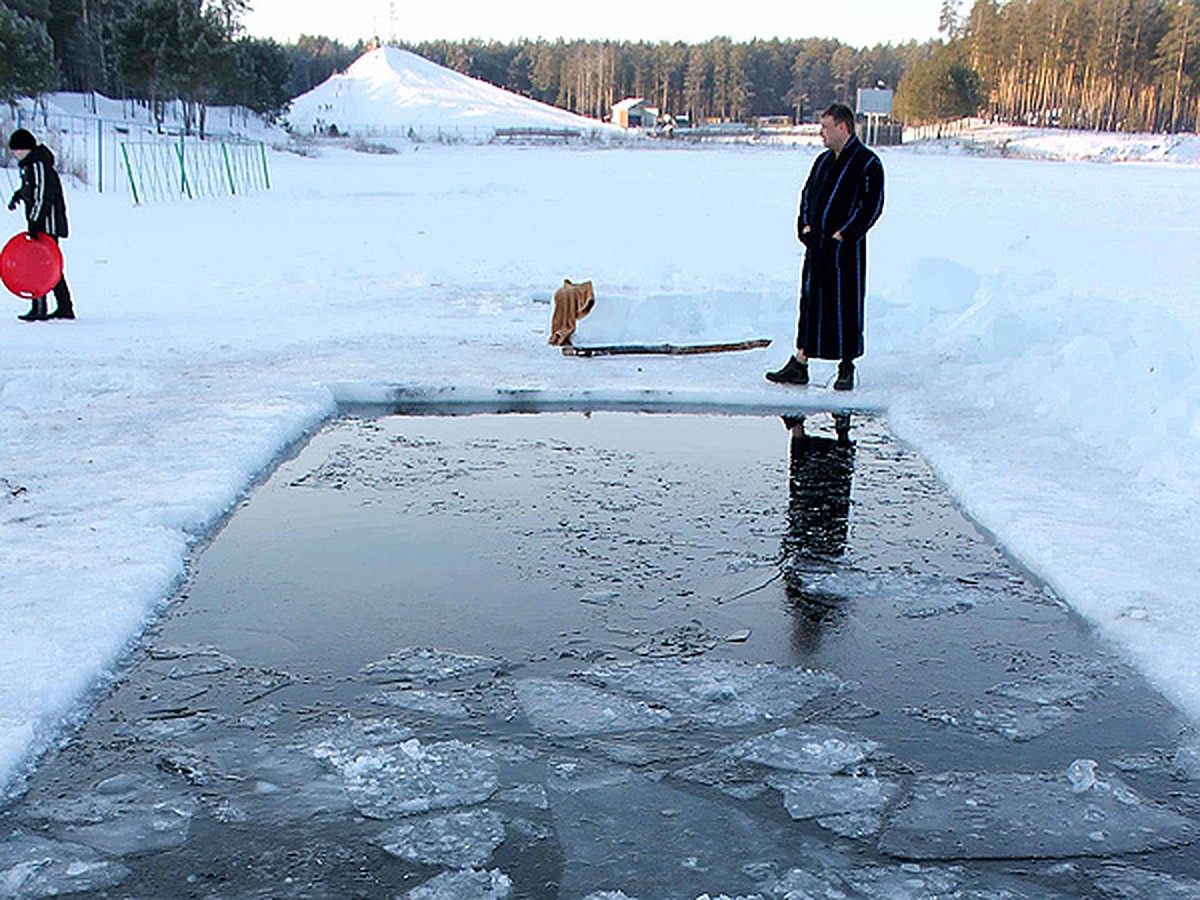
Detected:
left=766, top=357, right=809, bottom=385
left=834, top=360, right=855, bottom=391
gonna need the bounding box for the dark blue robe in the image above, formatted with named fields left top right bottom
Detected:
left=796, top=135, right=884, bottom=361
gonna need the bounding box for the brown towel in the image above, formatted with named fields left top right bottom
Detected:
left=548, top=279, right=596, bottom=346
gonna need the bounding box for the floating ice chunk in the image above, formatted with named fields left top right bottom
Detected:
left=725, top=725, right=878, bottom=774
left=905, top=702, right=1072, bottom=742
left=61, top=804, right=194, bottom=857
left=1067, top=758, right=1098, bottom=793
left=376, top=809, right=504, bottom=868
left=842, top=862, right=1062, bottom=899
left=970, top=703, right=1073, bottom=741
left=816, top=810, right=885, bottom=839
left=370, top=688, right=470, bottom=719
left=582, top=659, right=845, bottom=728
left=1093, top=863, right=1200, bottom=898
left=580, top=590, right=619, bottom=606
left=1173, top=738, right=1200, bottom=781
left=23, top=774, right=198, bottom=858
left=496, top=784, right=549, bottom=810
left=314, top=736, right=498, bottom=819
left=401, top=867, right=512, bottom=899
left=768, top=772, right=899, bottom=820
left=360, top=647, right=509, bottom=686
left=547, top=759, right=788, bottom=898
left=515, top=678, right=671, bottom=738
left=0, top=832, right=129, bottom=897
left=988, top=671, right=1100, bottom=706
left=879, top=769, right=1199, bottom=860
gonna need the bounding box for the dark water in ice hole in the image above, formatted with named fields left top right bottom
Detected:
left=4, top=411, right=1200, bottom=899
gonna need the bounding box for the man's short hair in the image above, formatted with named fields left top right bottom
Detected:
left=8, top=129, right=36, bottom=151
left=821, top=104, right=856, bottom=131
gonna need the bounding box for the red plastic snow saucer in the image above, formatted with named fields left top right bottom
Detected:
left=1, top=232, right=63, bottom=299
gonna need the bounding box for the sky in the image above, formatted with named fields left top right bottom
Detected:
left=241, top=0, right=945, bottom=47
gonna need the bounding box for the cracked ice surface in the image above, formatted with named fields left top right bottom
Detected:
left=313, top=734, right=498, bottom=820
left=879, top=768, right=1198, bottom=860
left=375, top=808, right=504, bottom=868
left=724, top=725, right=879, bottom=773
left=0, top=832, right=129, bottom=898
left=580, top=659, right=845, bottom=727
left=401, top=867, right=512, bottom=899
left=515, top=678, right=672, bottom=738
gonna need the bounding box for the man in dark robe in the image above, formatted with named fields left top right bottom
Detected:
left=767, top=104, right=884, bottom=390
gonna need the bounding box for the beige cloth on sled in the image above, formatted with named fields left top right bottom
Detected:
left=548, top=279, right=595, bottom=346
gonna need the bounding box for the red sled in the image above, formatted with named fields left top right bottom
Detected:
left=1, top=233, right=63, bottom=299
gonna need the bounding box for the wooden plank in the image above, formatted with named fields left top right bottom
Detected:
left=562, top=338, right=771, bottom=358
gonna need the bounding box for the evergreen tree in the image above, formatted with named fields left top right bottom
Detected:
left=0, top=2, right=57, bottom=100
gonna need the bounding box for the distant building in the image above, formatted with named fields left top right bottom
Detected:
left=612, top=98, right=658, bottom=129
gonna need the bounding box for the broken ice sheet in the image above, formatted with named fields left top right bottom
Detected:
left=400, top=867, right=512, bottom=899
left=375, top=808, right=504, bottom=868
left=21, top=774, right=198, bottom=858
left=369, top=688, right=470, bottom=719
left=581, top=658, right=845, bottom=728
left=546, top=759, right=791, bottom=899
left=313, top=735, right=498, bottom=819
left=0, top=831, right=130, bottom=897
left=879, top=768, right=1199, bottom=860
left=360, top=647, right=510, bottom=686
left=1093, top=863, right=1200, bottom=898
left=905, top=701, right=1073, bottom=742
left=988, top=670, right=1101, bottom=706
left=767, top=772, right=900, bottom=820
left=724, top=724, right=879, bottom=774
left=840, top=861, right=1069, bottom=899
left=515, top=678, right=671, bottom=738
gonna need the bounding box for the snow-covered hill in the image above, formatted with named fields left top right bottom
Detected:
left=285, top=46, right=622, bottom=140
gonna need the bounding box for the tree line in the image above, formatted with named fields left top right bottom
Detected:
left=398, top=37, right=919, bottom=125
left=3, top=0, right=1198, bottom=135
left=0, top=0, right=343, bottom=130
left=901, top=0, right=1200, bottom=132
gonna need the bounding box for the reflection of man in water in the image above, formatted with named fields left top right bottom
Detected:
left=781, top=413, right=855, bottom=654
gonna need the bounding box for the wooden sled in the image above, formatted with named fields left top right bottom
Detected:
left=562, top=338, right=771, bottom=358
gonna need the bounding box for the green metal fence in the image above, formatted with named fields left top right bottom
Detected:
left=119, top=136, right=271, bottom=204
